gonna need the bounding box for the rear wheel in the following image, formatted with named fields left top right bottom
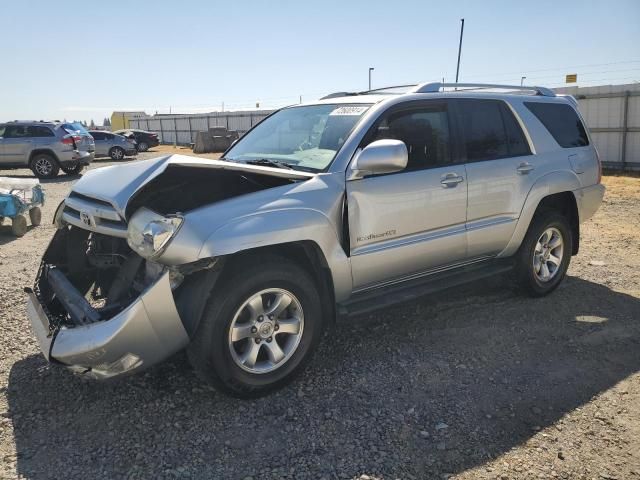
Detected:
left=30, top=154, right=59, bottom=179
left=11, top=215, right=28, bottom=237
left=188, top=257, right=324, bottom=397
left=29, top=207, right=42, bottom=227
left=136, top=141, right=149, bottom=152
left=109, top=147, right=125, bottom=160
left=61, top=163, right=85, bottom=175
left=515, top=211, right=572, bottom=297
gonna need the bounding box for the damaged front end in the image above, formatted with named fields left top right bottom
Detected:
left=26, top=225, right=205, bottom=379
left=25, top=155, right=314, bottom=379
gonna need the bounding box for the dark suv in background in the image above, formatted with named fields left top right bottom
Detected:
left=0, top=121, right=95, bottom=178
left=113, top=129, right=159, bottom=152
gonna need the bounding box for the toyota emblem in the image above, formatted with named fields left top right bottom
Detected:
left=80, top=211, right=93, bottom=227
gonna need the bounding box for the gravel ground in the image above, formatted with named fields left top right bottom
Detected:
left=1, top=149, right=639, bottom=480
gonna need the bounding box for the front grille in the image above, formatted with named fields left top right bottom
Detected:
left=62, top=193, right=128, bottom=238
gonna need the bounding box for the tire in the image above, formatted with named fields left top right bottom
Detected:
left=61, top=163, right=85, bottom=175
left=29, top=207, right=42, bottom=227
left=136, top=141, right=148, bottom=152
left=109, top=147, right=125, bottom=161
left=11, top=216, right=28, bottom=237
left=30, top=154, right=60, bottom=179
left=188, top=256, right=325, bottom=398
left=515, top=211, right=573, bottom=297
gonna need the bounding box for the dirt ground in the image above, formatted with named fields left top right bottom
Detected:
left=0, top=150, right=639, bottom=479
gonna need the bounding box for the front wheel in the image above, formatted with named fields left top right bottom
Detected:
left=188, top=257, right=324, bottom=398
left=515, top=211, right=573, bottom=297
left=11, top=215, right=28, bottom=237
left=30, top=154, right=59, bottom=179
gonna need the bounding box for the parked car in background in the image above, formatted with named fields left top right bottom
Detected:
left=26, top=82, right=604, bottom=397
left=0, top=121, right=94, bottom=178
left=113, top=129, right=159, bottom=152
left=90, top=130, right=137, bottom=160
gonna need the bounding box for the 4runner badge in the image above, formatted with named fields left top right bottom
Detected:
left=356, top=229, right=396, bottom=242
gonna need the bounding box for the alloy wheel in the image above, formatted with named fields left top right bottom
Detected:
left=34, top=158, right=53, bottom=176
left=228, top=288, right=304, bottom=374
left=533, top=227, right=564, bottom=282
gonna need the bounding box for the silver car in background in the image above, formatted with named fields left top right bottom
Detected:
left=0, top=121, right=94, bottom=178
left=89, top=131, right=137, bottom=160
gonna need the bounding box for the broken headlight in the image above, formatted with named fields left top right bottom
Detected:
left=127, top=207, right=183, bottom=259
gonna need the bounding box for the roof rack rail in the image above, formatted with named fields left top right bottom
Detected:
left=319, top=91, right=359, bottom=100
left=412, top=82, right=556, bottom=97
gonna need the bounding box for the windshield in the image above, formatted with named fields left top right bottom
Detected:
left=224, top=104, right=371, bottom=172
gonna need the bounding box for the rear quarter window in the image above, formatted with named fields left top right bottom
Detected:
left=524, top=102, right=589, bottom=148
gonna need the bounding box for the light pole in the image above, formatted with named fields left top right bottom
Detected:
left=368, top=67, right=375, bottom=90
left=455, top=18, right=464, bottom=84
left=521, top=76, right=526, bottom=86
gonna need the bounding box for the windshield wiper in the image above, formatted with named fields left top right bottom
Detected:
left=244, top=158, right=294, bottom=170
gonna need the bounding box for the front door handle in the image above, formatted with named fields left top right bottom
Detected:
left=517, top=162, right=535, bottom=174
left=440, top=173, right=464, bottom=187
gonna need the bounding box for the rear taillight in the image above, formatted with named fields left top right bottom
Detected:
left=61, top=135, right=81, bottom=147
left=595, top=148, right=602, bottom=183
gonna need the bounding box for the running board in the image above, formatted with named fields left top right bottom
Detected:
left=338, top=260, right=514, bottom=317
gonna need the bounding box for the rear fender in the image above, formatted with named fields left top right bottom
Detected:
left=499, top=170, right=581, bottom=257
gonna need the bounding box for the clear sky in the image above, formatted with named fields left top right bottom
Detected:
left=1, top=0, right=638, bottom=124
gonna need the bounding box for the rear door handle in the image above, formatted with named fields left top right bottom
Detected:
left=440, top=173, right=464, bottom=187
left=517, top=162, right=535, bottom=174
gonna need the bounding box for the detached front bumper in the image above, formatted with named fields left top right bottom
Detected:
left=27, top=270, right=189, bottom=380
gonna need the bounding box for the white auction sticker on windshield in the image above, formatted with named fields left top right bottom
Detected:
left=330, top=106, right=369, bottom=116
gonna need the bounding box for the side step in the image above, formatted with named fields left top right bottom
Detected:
left=338, top=260, right=514, bottom=317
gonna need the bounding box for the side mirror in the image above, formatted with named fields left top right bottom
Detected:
left=348, top=139, right=408, bottom=180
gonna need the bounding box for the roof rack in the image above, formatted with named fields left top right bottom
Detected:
left=412, top=82, right=555, bottom=97
left=319, top=91, right=359, bottom=100
left=320, top=84, right=419, bottom=99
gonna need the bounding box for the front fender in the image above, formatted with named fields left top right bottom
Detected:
left=199, top=208, right=353, bottom=302
left=499, top=170, right=581, bottom=257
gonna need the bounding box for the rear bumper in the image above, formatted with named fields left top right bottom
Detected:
left=574, top=183, right=605, bottom=223
left=60, top=150, right=93, bottom=167
left=27, top=269, right=189, bottom=380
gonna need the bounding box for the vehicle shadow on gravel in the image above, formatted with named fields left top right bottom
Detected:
left=7, top=276, right=640, bottom=479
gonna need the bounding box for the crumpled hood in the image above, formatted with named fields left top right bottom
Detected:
left=71, top=154, right=314, bottom=217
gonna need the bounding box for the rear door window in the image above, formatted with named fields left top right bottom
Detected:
left=91, top=132, right=105, bottom=140
left=524, top=102, right=589, bottom=148
left=27, top=125, right=54, bottom=137
left=456, top=99, right=530, bottom=162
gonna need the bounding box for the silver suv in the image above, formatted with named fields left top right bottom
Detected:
left=0, top=121, right=95, bottom=178
left=26, top=83, right=604, bottom=396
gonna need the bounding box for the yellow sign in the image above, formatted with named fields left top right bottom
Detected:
left=566, top=74, right=578, bottom=83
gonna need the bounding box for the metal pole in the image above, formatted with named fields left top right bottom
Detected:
left=368, top=67, right=375, bottom=90
left=174, top=117, right=178, bottom=147
left=188, top=116, right=192, bottom=145
left=621, top=90, right=630, bottom=169
left=455, top=18, right=464, bottom=84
